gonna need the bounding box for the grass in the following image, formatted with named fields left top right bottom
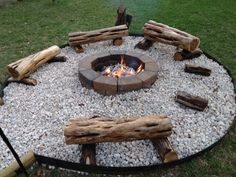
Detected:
left=0, top=0, right=235, bottom=176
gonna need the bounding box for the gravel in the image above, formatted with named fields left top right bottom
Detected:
left=0, top=36, right=235, bottom=169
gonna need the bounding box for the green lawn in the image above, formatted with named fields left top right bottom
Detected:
left=0, top=0, right=235, bottom=176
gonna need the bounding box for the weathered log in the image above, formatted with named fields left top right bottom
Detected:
left=135, top=39, right=153, bottom=50
left=144, top=20, right=200, bottom=52
left=152, top=138, right=178, bottom=163
left=7, top=45, right=61, bottom=80
left=68, top=25, right=129, bottom=47
left=174, top=49, right=202, bottom=61
left=8, top=77, right=37, bottom=86
left=184, top=64, right=211, bottom=76
left=115, top=4, right=127, bottom=26
left=80, top=144, right=96, bottom=165
left=0, top=97, right=3, bottom=106
left=47, top=53, right=67, bottom=63
left=74, top=45, right=84, bottom=53
left=175, top=91, right=208, bottom=111
left=64, top=115, right=172, bottom=145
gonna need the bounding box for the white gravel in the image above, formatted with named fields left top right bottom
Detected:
left=0, top=36, right=235, bottom=169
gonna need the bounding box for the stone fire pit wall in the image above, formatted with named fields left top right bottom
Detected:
left=78, top=51, right=158, bottom=95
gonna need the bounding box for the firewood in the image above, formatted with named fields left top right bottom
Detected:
left=7, top=45, right=61, bottom=80
left=184, top=64, right=211, bottom=76
left=80, top=144, right=96, bottom=165
left=113, top=38, right=123, bottom=46
left=68, top=25, right=129, bottom=47
left=64, top=115, right=172, bottom=145
left=152, top=138, right=178, bottom=163
left=175, top=91, right=208, bottom=111
left=74, top=45, right=84, bottom=53
left=174, top=49, right=202, bottom=61
left=8, top=77, right=37, bottom=86
left=47, top=53, right=67, bottom=63
left=144, top=20, right=200, bottom=52
left=135, top=39, right=153, bottom=50
left=0, top=97, right=3, bottom=106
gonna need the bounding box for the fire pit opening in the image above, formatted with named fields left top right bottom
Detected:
left=78, top=51, right=158, bottom=95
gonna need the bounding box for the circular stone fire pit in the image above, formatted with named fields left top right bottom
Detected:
left=78, top=51, right=158, bottom=95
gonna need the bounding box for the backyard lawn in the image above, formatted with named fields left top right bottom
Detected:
left=0, top=0, right=235, bottom=176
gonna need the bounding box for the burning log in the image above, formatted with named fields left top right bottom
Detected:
left=135, top=39, right=153, bottom=50
left=80, top=144, right=96, bottom=165
left=174, top=49, right=202, bottom=61
left=152, top=138, right=178, bottom=163
left=7, top=45, right=61, bottom=81
left=68, top=25, right=129, bottom=48
left=64, top=115, right=172, bottom=145
left=144, top=20, right=200, bottom=52
left=184, top=64, right=211, bottom=76
left=175, top=91, right=208, bottom=111
left=7, top=77, right=37, bottom=86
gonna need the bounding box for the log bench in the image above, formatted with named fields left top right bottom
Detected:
left=64, top=115, right=178, bottom=165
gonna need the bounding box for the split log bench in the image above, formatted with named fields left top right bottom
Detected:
left=64, top=115, right=178, bottom=165
left=68, top=25, right=129, bottom=53
left=7, top=45, right=67, bottom=86
left=136, top=20, right=202, bottom=60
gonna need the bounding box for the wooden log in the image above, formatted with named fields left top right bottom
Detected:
left=175, top=91, right=208, bottom=111
left=152, top=138, right=178, bottom=163
left=184, top=64, right=211, bottom=76
left=115, top=4, right=127, bottom=26
left=7, top=45, right=61, bottom=80
left=47, top=53, right=67, bottom=63
left=144, top=20, right=200, bottom=52
left=64, top=115, right=172, bottom=145
left=68, top=25, right=129, bottom=47
left=80, top=144, right=96, bottom=165
left=135, top=39, right=153, bottom=50
left=0, top=97, right=3, bottom=106
left=174, top=49, right=202, bottom=61
left=8, top=77, right=37, bottom=86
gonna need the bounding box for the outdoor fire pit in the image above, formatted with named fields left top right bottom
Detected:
left=78, top=51, right=158, bottom=95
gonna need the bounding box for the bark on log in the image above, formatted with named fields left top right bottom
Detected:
left=8, top=77, right=37, bottom=86
left=64, top=115, right=172, bottom=144
left=174, top=49, right=202, bottom=61
left=175, top=91, right=208, bottom=111
left=184, top=64, right=211, bottom=76
left=135, top=39, right=153, bottom=50
left=0, top=97, right=3, bottom=106
left=80, top=144, right=96, bottom=165
left=68, top=25, right=129, bottom=47
left=144, top=20, right=200, bottom=52
left=152, top=138, right=178, bottom=163
left=7, top=45, right=61, bottom=80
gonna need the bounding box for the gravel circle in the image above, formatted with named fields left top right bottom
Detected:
left=0, top=36, right=235, bottom=169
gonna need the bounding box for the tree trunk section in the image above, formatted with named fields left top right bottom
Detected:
left=80, top=144, right=96, bottom=165
left=175, top=91, right=208, bottom=111
left=152, top=138, right=178, bottom=163
left=64, top=115, right=172, bottom=144
left=144, top=20, right=200, bottom=52
left=7, top=45, right=61, bottom=80
left=8, top=77, right=37, bottom=86
left=68, top=25, right=129, bottom=47
left=184, top=64, right=211, bottom=76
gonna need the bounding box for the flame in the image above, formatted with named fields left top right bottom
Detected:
left=102, top=55, right=144, bottom=78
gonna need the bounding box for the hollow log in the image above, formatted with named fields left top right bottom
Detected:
left=152, top=138, right=178, bottom=163
left=144, top=20, right=200, bottom=52
left=8, top=77, right=37, bottom=86
left=80, top=144, right=96, bottom=165
left=7, top=45, right=61, bottom=80
left=68, top=25, right=129, bottom=47
left=184, top=64, right=211, bottom=76
left=64, top=115, right=172, bottom=145
left=175, top=91, right=208, bottom=111
left=0, top=97, right=3, bottom=106
left=135, top=39, right=153, bottom=50
left=174, top=49, right=202, bottom=61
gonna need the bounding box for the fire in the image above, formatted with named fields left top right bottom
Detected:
left=101, top=55, right=144, bottom=78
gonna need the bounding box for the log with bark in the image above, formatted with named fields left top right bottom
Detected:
left=7, top=45, right=61, bottom=80
left=174, top=49, right=202, bottom=61
left=135, top=39, right=153, bottom=50
left=184, top=64, right=211, bottom=76
left=152, top=138, right=178, bottom=163
left=144, top=20, right=200, bottom=52
left=175, top=91, right=208, bottom=111
left=8, top=77, right=37, bottom=86
left=80, top=144, right=96, bottom=165
left=64, top=115, right=172, bottom=145
left=68, top=25, right=129, bottom=47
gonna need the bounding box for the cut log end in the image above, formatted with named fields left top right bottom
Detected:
left=113, top=38, right=123, bottom=46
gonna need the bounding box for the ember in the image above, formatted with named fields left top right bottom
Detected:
left=101, top=55, right=144, bottom=78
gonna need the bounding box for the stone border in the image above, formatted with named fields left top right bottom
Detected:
left=78, top=50, right=158, bottom=95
